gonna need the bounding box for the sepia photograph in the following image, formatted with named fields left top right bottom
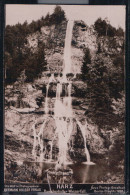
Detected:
left=4, top=4, right=125, bottom=191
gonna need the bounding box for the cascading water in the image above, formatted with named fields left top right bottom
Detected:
left=32, top=20, right=95, bottom=166
left=63, top=20, right=74, bottom=75
left=32, top=119, right=47, bottom=162
left=44, top=84, right=49, bottom=114
left=77, top=120, right=90, bottom=163
left=53, top=20, right=74, bottom=166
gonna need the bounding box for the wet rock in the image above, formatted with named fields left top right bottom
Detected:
left=42, top=117, right=56, bottom=141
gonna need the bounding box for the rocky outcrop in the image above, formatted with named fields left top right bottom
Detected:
left=72, top=21, right=97, bottom=51
left=5, top=83, right=43, bottom=110
left=26, top=20, right=124, bottom=75
left=5, top=108, right=105, bottom=166
left=5, top=18, right=124, bottom=168
left=26, top=21, right=67, bottom=73
left=96, top=36, right=124, bottom=55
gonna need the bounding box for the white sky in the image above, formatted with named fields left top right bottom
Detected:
left=6, top=5, right=126, bottom=29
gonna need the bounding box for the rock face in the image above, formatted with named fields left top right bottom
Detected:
left=72, top=21, right=97, bottom=51
left=5, top=83, right=43, bottom=110
left=27, top=21, right=67, bottom=73
left=5, top=108, right=105, bottom=165
left=5, top=19, right=125, bottom=180
left=26, top=20, right=124, bottom=75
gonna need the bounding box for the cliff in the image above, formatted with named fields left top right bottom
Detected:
left=5, top=17, right=125, bottom=183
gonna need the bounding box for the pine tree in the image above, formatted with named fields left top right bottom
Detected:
left=50, top=5, right=66, bottom=25
left=81, top=48, right=91, bottom=81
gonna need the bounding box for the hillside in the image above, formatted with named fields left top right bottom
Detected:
left=4, top=6, right=125, bottom=184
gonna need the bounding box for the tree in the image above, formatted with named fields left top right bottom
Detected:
left=50, top=5, right=66, bottom=25
left=5, top=14, right=48, bottom=84
left=4, top=52, right=13, bottom=80
left=5, top=25, right=15, bottom=55
left=23, top=42, right=47, bottom=82
left=94, top=18, right=116, bottom=37
left=82, top=50, right=125, bottom=129
left=84, top=54, right=119, bottom=128
left=42, top=13, right=51, bottom=26
left=94, top=18, right=107, bottom=36
left=81, top=48, right=91, bottom=81
left=116, top=27, right=124, bottom=37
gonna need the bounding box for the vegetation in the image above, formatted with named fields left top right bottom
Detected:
left=94, top=18, right=124, bottom=37
left=5, top=11, right=125, bottom=183
left=81, top=48, right=91, bottom=81
left=81, top=34, right=125, bottom=172
left=49, top=6, right=66, bottom=25
left=81, top=19, right=125, bottom=128
left=5, top=5, right=66, bottom=84
left=81, top=50, right=124, bottom=128
left=5, top=38, right=47, bottom=83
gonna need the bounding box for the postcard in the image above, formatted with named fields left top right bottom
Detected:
left=4, top=4, right=126, bottom=194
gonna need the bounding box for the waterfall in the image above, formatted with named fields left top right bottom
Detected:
left=77, top=120, right=90, bottom=162
left=32, top=120, right=47, bottom=162
left=32, top=124, right=37, bottom=158
left=67, top=82, right=72, bottom=114
left=63, top=20, right=74, bottom=77
left=45, top=84, right=49, bottom=114
left=32, top=20, right=95, bottom=166
left=53, top=20, right=74, bottom=165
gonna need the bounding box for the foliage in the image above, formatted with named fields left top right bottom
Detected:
left=81, top=48, right=91, bottom=81
left=94, top=18, right=124, bottom=37
left=5, top=5, right=66, bottom=84
left=6, top=39, right=47, bottom=83
left=42, top=6, right=66, bottom=26
left=109, top=55, right=124, bottom=99
left=82, top=52, right=124, bottom=128
left=49, top=6, right=66, bottom=25
left=23, top=42, right=47, bottom=82
left=17, top=70, right=27, bottom=84
left=116, top=27, right=124, bottom=37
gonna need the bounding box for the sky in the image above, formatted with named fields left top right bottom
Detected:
left=6, top=5, right=126, bottom=29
